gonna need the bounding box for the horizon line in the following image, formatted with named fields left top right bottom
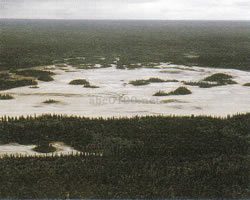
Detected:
left=1, top=18, right=250, bottom=21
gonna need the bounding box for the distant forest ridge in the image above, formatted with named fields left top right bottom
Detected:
left=0, top=19, right=250, bottom=71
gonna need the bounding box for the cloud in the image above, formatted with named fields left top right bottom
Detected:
left=0, top=0, right=249, bottom=20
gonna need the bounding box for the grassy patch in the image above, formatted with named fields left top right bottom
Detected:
left=130, top=78, right=178, bottom=86
left=117, top=62, right=161, bottom=70
left=14, top=69, right=55, bottom=82
left=154, top=87, right=192, bottom=96
left=0, top=94, right=14, bottom=100
left=43, top=99, right=60, bottom=104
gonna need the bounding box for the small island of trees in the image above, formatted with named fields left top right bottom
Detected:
left=69, top=79, right=99, bottom=88
left=154, top=87, right=192, bottom=96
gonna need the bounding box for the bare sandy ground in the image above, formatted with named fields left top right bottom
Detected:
left=0, top=63, right=249, bottom=118
left=0, top=142, right=80, bottom=157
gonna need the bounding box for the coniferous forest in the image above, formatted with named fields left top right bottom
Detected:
left=0, top=114, right=249, bottom=198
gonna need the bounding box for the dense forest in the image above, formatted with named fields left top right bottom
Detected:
left=1, top=20, right=250, bottom=71
left=0, top=114, right=249, bottom=198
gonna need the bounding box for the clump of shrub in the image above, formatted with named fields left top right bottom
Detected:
left=69, top=79, right=99, bottom=88
left=183, top=81, right=219, bottom=88
left=203, top=73, right=237, bottom=85
left=154, top=90, right=169, bottom=96
left=203, top=73, right=233, bottom=82
left=147, top=78, right=166, bottom=83
left=130, top=78, right=178, bottom=86
left=0, top=94, right=14, bottom=100
left=129, top=79, right=150, bottom=86
left=243, top=83, right=250, bottom=87
left=168, top=87, right=192, bottom=95
left=183, top=73, right=237, bottom=88
left=161, top=99, right=177, bottom=103
left=161, top=99, right=184, bottom=104
left=43, top=99, right=60, bottom=104
left=84, top=84, right=99, bottom=88
left=154, top=87, right=192, bottom=96
left=69, top=79, right=89, bottom=85
left=14, top=69, right=55, bottom=82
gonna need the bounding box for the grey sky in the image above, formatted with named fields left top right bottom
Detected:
left=0, top=0, right=249, bottom=20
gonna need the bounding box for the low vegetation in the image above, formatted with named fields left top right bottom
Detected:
left=129, top=79, right=150, bottom=86
left=203, top=73, right=233, bottom=82
left=0, top=94, right=14, bottom=100
left=14, top=69, right=55, bottom=82
left=43, top=99, right=60, bottom=104
left=161, top=99, right=184, bottom=104
left=147, top=78, right=166, bottom=83
left=69, top=79, right=89, bottom=85
left=130, top=78, right=178, bottom=86
left=183, top=73, right=237, bottom=88
left=153, top=90, right=169, bottom=96
left=0, top=72, right=38, bottom=90
left=69, top=79, right=99, bottom=88
left=84, top=84, right=99, bottom=88
left=73, top=63, right=96, bottom=69
left=0, top=114, right=249, bottom=198
left=168, top=87, right=192, bottom=95
left=154, top=87, right=192, bottom=96
left=203, top=73, right=237, bottom=85
left=243, top=83, right=250, bottom=87
left=55, top=64, right=67, bottom=68
left=183, top=81, right=219, bottom=88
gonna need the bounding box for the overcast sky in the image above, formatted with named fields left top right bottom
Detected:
left=0, top=0, right=250, bottom=20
